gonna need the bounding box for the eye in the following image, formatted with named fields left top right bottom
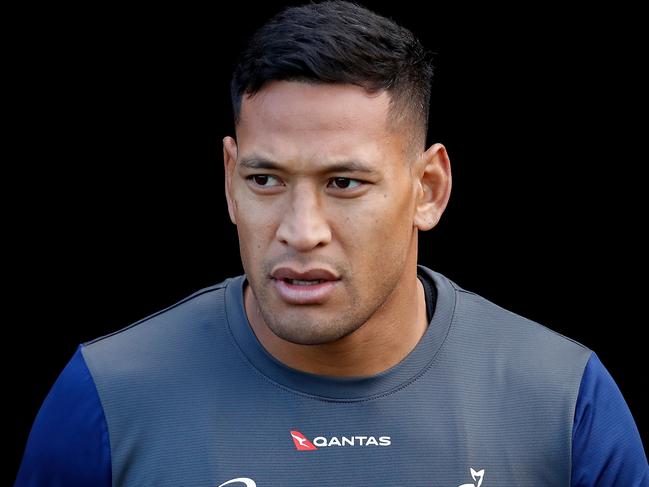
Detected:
left=328, top=177, right=362, bottom=190
left=247, top=174, right=282, bottom=187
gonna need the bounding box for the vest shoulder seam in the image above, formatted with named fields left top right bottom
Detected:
left=83, top=281, right=229, bottom=347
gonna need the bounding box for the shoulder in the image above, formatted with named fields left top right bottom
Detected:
left=424, top=267, right=593, bottom=391
left=77, top=276, right=245, bottom=405
left=15, top=346, right=112, bottom=486
left=450, top=275, right=590, bottom=359
left=572, top=352, right=649, bottom=484
left=82, top=277, right=237, bottom=361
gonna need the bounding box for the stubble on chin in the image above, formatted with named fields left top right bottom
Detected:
left=255, top=288, right=375, bottom=346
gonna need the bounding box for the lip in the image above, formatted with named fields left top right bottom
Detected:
left=270, top=266, right=341, bottom=304
left=271, top=266, right=340, bottom=281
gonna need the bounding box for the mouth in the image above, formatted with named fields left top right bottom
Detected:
left=270, top=267, right=341, bottom=304
left=279, top=278, right=328, bottom=286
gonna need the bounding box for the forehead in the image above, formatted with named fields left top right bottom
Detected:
left=236, top=81, right=403, bottom=165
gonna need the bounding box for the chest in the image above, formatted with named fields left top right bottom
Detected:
left=109, top=390, right=570, bottom=486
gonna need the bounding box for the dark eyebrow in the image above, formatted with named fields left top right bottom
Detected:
left=322, top=162, right=378, bottom=174
left=238, top=158, right=282, bottom=170
left=238, top=157, right=378, bottom=175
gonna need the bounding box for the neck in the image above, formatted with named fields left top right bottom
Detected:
left=244, top=263, right=428, bottom=377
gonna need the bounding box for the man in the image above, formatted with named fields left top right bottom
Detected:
left=16, top=1, right=647, bottom=485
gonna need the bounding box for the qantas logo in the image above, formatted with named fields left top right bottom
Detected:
left=290, top=430, right=318, bottom=450
left=290, top=430, right=391, bottom=450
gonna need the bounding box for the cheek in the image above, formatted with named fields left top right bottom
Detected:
left=360, top=189, right=413, bottom=232
left=234, top=198, right=278, bottom=250
left=237, top=219, right=270, bottom=247
left=336, top=194, right=412, bottom=257
left=233, top=184, right=271, bottom=225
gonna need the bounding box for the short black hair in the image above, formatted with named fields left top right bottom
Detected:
left=230, top=0, right=434, bottom=159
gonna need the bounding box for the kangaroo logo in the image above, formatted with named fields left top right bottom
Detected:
left=290, top=430, right=318, bottom=450
left=458, top=468, right=485, bottom=487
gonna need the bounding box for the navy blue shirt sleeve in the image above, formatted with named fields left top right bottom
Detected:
left=571, top=352, right=649, bottom=486
left=14, top=345, right=112, bottom=487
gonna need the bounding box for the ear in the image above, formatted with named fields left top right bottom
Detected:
left=223, top=136, right=239, bottom=225
left=413, top=143, right=452, bottom=231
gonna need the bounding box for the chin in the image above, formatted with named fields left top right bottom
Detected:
left=268, top=321, right=350, bottom=346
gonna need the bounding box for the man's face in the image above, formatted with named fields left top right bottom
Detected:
left=224, top=81, right=422, bottom=345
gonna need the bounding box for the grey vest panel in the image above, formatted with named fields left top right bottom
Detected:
left=82, top=267, right=591, bottom=486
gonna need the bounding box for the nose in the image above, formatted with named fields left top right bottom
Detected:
left=276, top=182, right=332, bottom=252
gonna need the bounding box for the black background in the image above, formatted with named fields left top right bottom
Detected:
left=9, top=1, right=646, bottom=481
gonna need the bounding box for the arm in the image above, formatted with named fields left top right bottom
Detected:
left=571, top=352, right=648, bottom=486
left=14, top=345, right=112, bottom=487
